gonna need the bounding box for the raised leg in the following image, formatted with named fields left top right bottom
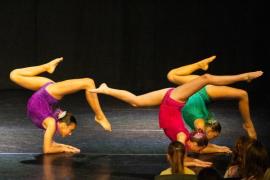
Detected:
left=46, top=78, right=112, bottom=131
left=167, top=55, right=216, bottom=84
left=90, top=83, right=169, bottom=107
left=206, top=85, right=257, bottom=139
left=170, top=71, right=263, bottom=103
left=10, top=57, right=63, bottom=91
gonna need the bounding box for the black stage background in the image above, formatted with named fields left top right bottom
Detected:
left=0, top=1, right=269, bottom=102
left=0, top=1, right=269, bottom=179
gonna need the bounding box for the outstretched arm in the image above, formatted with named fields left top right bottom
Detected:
left=43, top=117, right=80, bottom=154
left=199, top=143, right=231, bottom=154
left=52, top=142, right=80, bottom=152
left=184, top=156, right=212, bottom=167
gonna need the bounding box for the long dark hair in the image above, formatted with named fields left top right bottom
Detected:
left=189, top=129, right=208, bottom=147
left=230, top=136, right=254, bottom=166
left=167, top=141, right=185, bottom=174
left=241, top=140, right=269, bottom=179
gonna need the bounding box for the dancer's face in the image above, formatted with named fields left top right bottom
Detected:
left=59, top=122, right=76, bottom=137
left=206, top=128, right=220, bottom=140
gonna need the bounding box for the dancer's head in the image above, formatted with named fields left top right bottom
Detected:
left=57, top=112, right=77, bottom=137
left=187, top=129, right=208, bottom=152
left=231, top=136, right=254, bottom=165
left=167, top=141, right=185, bottom=174
left=205, top=119, right=221, bottom=140
left=241, top=140, right=268, bottom=179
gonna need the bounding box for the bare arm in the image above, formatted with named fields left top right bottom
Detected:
left=52, top=141, right=80, bottom=152
left=199, top=143, right=231, bottom=154
left=176, top=132, right=187, bottom=145
left=177, top=132, right=212, bottom=167
left=184, top=156, right=212, bottom=167
left=43, top=117, right=80, bottom=154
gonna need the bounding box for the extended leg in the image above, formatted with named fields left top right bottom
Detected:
left=10, top=58, right=63, bottom=91
left=170, top=71, right=263, bottom=103
left=167, top=55, right=216, bottom=84
left=206, top=85, right=257, bottom=139
left=90, top=83, right=169, bottom=107
left=46, top=78, right=112, bottom=131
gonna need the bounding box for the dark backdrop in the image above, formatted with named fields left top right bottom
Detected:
left=0, top=0, right=269, bottom=101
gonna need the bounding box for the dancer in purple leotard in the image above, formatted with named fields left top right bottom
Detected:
left=10, top=57, right=111, bottom=154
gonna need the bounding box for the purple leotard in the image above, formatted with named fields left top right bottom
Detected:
left=27, top=82, right=61, bottom=130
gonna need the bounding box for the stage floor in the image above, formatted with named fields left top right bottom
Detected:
left=0, top=90, right=269, bottom=179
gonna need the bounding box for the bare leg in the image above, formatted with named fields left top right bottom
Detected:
left=90, top=83, right=169, bottom=107
left=46, top=78, right=112, bottom=131
left=167, top=55, right=216, bottom=84
left=10, top=57, right=63, bottom=91
left=206, top=85, right=257, bottom=139
left=170, top=71, right=263, bottom=103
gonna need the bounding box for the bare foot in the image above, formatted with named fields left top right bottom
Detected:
left=47, top=57, right=63, bottom=73
left=95, top=116, right=112, bottom=132
left=197, top=55, right=216, bottom=71
left=89, top=83, right=108, bottom=94
left=243, top=123, right=257, bottom=139
left=246, top=71, right=263, bottom=82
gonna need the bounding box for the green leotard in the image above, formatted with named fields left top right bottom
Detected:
left=182, top=86, right=212, bottom=130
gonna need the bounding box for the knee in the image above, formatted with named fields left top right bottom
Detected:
left=9, top=69, right=19, bottom=82
left=83, top=78, right=95, bottom=88
left=239, top=90, right=249, bottom=100
left=131, top=102, right=139, bottom=107
left=130, top=99, right=141, bottom=107
left=201, top=73, right=211, bottom=82
left=167, top=70, right=174, bottom=82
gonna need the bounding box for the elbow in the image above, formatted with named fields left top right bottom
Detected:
left=43, top=148, right=50, bottom=154
left=200, top=73, right=211, bottom=83
left=43, top=145, right=55, bottom=154
left=43, top=146, right=52, bottom=154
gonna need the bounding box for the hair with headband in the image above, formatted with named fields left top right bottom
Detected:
left=189, top=129, right=208, bottom=147
left=167, top=141, right=186, bottom=174
left=58, top=111, right=77, bottom=126
left=206, top=118, right=221, bottom=133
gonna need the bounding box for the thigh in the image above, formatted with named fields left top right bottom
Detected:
left=13, top=76, right=54, bottom=91
left=170, top=76, right=207, bottom=102
left=172, top=75, right=200, bottom=85
left=46, top=79, right=88, bottom=99
left=135, top=88, right=170, bottom=107
left=206, top=85, right=246, bottom=100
